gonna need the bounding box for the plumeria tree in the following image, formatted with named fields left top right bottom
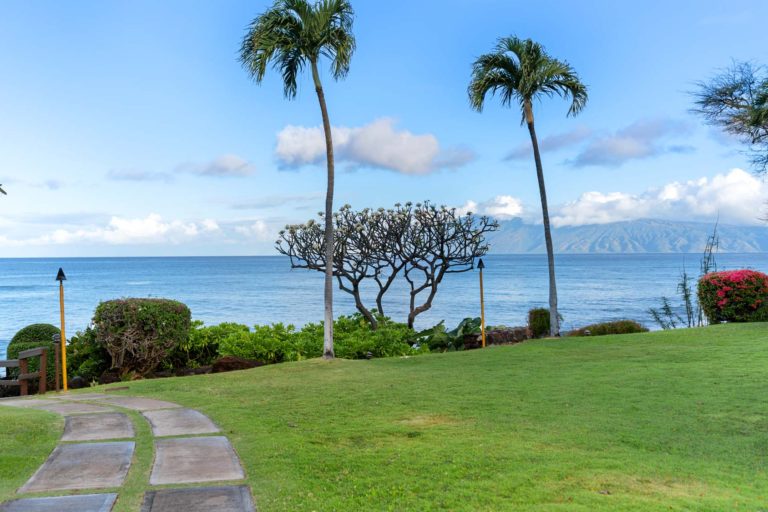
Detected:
left=277, top=202, right=498, bottom=329
left=240, top=0, right=356, bottom=358
left=468, top=36, right=588, bottom=336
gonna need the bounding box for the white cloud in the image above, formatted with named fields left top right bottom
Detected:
left=457, top=195, right=525, bottom=219
left=177, top=154, right=256, bottom=177
left=275, top=118, right=473, bottom=175
left=234, top=220, right=271, bottom=240
left=552, top=168, right=766, bottom=226
left=1, top=214, right=220, bottom=246
left=571, top=119, right=693, bottom=167
left=506, top=126, right=592, bottom=160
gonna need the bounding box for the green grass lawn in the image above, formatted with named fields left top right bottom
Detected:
left=3, top=323, right=768, bottom=510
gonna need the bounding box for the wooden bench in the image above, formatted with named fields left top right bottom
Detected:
left=0, top=346, right=54, bottom=396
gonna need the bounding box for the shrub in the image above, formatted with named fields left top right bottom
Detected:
left=7, top=324, right=60, bottom=386
left=698, top=270, right=768, bottom=323
left=528, top=308, right=562, bottom=338
left=217, top=314, right=420, bottom=363
left=567, top=320, right=649, bottom=337
left=164, top=321, right=248, bottom=369
left=416, top=318, right=481, bottom=351
left=93, top=298, right=191, bottom=376
left=67, top=327, right=110, bottom=383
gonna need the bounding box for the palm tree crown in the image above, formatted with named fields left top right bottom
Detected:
left=468, top=36, right=587, bottom=120
left=240, top=0, right=355, bottom=98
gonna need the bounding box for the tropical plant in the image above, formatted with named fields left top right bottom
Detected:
left=568, top=320, right=648, bottom=337
left=698, top=269, right=768, bottom=323
left=469, top=36, right=588, bottom=336
left=240, top=0, right=356, bottom=359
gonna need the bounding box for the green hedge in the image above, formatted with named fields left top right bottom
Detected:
left=94, top=298, right=191, bottom=376
left=67, top=327, right=110, bottom=383
left=7, top=324, right=60, bottom=386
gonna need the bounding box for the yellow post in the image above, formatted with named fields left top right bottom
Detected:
left=478, top=259, right=486, bottom=348
left=56, top=268, right=68, bottom=391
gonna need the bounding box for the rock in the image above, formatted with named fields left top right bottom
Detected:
left=212, top=356, right=264, bottom=374
left=69, top=376, right=88, bottom=389
left=98, top=370, right=121, bottom=385
left=486, top=326, right=529, bottom=345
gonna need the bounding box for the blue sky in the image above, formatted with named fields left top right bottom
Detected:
left=1, top=0, right=766, bottom=256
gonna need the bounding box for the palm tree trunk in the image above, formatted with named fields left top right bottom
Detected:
left=525, top=101, right=560, bottom=337
left=312, top=60, right=335, bottom=358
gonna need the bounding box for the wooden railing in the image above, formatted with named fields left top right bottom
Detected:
left=0, top=347, right=51, bottom=396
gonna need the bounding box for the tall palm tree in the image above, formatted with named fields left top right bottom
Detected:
left=240, top=0, right=355, bottom=358
left=469, top=36, right=587, bottom=337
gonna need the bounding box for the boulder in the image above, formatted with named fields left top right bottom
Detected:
left=69, top=376, right=88, bottom=389
left=212, top=356, right=264, bottom=373
left=487, top=326, right=529, bottom=345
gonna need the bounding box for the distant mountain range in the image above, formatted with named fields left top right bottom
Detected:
left=486, top=218, right=768, bottom=254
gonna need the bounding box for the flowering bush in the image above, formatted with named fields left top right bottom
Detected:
left=698, top=269, right=768, bottom=323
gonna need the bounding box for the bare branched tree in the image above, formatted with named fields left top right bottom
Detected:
left=277, top=202, right=498, bottom=329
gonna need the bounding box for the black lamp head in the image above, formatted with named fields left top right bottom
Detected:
left=56, top=268, right=67, bottom=282
left=477, top=258, right=485, bottom=270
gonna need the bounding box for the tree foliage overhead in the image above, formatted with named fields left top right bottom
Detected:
left=276, top=202, right=498, bottom=329
left=239, top=0, right=355, bottom=98
left=692, top=61, right=768, bottom=173
left=468, top=36, right=587, bottom=121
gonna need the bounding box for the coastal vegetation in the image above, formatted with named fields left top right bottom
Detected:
left=468, top=36, right=588, bottom=337
left=240, top=0, right=356, bottom=359
left=4, top=324, right=768, bottom=510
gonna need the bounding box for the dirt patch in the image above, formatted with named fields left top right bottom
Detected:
left=398, top=415, right=459, bottom=427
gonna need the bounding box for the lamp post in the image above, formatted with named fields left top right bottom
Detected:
left=478, top=258, right=486, bottom=348
left=56, top=268, right=68, bottom=391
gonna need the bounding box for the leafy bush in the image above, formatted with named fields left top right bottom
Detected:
left=567, top=320, right=648, bottom=337
left=93, top=298, right=191, bottom=376
left=67, top=327, right=110, bottom=383
left=416, top=317, right=481, bottom=351
left=528, top=308, right=562, bottom=338
left=164, top=321, right=248, bottom=369
left=7, top=324, right=60, bottom=385
left=217, top=314, right=420, bottom=363
left=698, top=270, right=768, bottom=323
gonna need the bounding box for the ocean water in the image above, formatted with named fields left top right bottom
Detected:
left=1, top=253, right=767, bottom=358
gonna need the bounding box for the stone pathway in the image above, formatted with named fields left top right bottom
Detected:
left=0, top=393, right=255, bottom=512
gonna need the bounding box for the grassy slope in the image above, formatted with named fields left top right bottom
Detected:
left=3, top=323, right=768, bottom=510
left=0, top=408, right=61, bottom=500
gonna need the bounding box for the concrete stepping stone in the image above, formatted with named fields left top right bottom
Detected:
left=142, top=408, right=220, bottom=437
left=20, top=442, right=134, bottom=493
left=29, top=402, right=113, bottom=415
left=141, top=486, right=255, bottom=512
left=150, top=436, right=244, bottom=485
left=0, top=493, right=117, bottom=512
left=62, top=413, right=134, bottom=441
left=96, top=396, right=181, bottom=411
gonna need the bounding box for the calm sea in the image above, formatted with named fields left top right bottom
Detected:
left=1, top=254, right=767, bottom=358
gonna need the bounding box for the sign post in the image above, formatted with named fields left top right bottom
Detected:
left=56, top=268, right=68, bottom=391
left=478, top=259, right=486, bottom=348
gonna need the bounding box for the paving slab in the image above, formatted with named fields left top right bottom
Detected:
left=30, top=402, right=114, bottom=415
left=142, top=408, right=220, bottom=437
left=141, top=486, right=255, bottom=512
left=96, top=396, right=181, bottom=411
left=0, top=493, right=117, bottom=512
left=150, top=436, right=245, bottom=485
left=20, top=442, right=134, bottom=493
left=0, top=398, right=60, bottom=408
left=62, top=413, right=135, bottom=441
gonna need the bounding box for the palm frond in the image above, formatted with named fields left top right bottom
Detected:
left=240, top=0, right=355, bottom=98
left=468, top=35, right=588, bottom=118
